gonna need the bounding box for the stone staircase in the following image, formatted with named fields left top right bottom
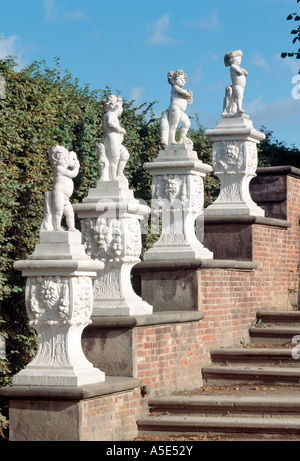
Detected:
left=137, top=311, right=300, bottom=440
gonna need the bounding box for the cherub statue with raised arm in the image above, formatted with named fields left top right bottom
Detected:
left=160, top=69, right=193, bottom=146
left=222, top=50, right=248, bottom=117
left=96, top=94, right=129, bottom=187
left=41, top=145, right=80, bottom=232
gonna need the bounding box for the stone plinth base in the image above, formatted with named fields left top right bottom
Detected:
left=73, top=181, right=153, bottom=317
left=203, top=215, right=291, bottom=261
left=135, top=260, right=257, bottom=312
left=13, top=231, right=105, bottom=387
left=0, top=377, right=142, bottom=441
left=83, top=311, right=204, bottom=383
left=250, top=165, right=300, bottom=220
left=205, top=116, right=265, bottom=217
left=1, top=311, right=207, bottom=440
left=143, top=144, right=213, bottom=261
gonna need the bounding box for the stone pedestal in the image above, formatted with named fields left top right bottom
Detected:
left=73, top=181, right=153, bottom=317
left=13, top=231, right=105, bottom=387
left=143, top=144, right=213, bottom=261
left=205, top=116, right=265, bottom=216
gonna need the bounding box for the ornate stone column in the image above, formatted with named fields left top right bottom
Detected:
left=13, top=231, right=105, bottom=387
left=12, top=145, right=105, bottom=386
left=205, top=49, right=266, bottom=217
left=205, top=116, right=265, bottom=216
left=143, top=144, right=213, bottom=261
left=74, top=95, right=153, bottom=317
left=74, top=182, right=153, bottom=317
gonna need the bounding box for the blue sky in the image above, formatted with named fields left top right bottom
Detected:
left=0, top=0, right=300, bottom=148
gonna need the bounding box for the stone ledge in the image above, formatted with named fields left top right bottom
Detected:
left=0, top=376, right=141, bottom=401
left=204, top=215, right=291, bottom=228
left=135, top=259, right=258, bottom=273
left=256, top=165, right=300, bottom=178
left=89, top=310, right=205, bottom=328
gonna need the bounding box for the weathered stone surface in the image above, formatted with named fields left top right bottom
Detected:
left=143, top=144, right=213, bottom=261
left=74, top=182, right=153, bottom=317
left=205, top=116, right=265, bottom=217
left=13, top=231, right=105, bottom=387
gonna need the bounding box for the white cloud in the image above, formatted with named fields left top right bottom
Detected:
left=184, top=11, right=220, bottom=31
left=245, top=95, right=300, bottom=125
left=63, top=9, right=88, bottom=21
left=251, top=53, right=271, bottom=71
left=130, top=87, right=144, bottom=105
left=190, top=64, right=203, bottom=85
left=43, top=0, right=88, bottom=22
left=272, top=53, right=300, bottom=75
left=148, top=14, right=180, bottom=46
left=243, top=95, right=300, bottom=147
left=0, top=35, right=20, bottom=58
left=0, top=35, right=27, bottom=69
left=43, top=0, right=59, bottom=21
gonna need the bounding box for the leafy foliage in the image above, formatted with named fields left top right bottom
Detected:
left=281, top=0, right=300, bottom=72
left=188, top=114, right=219, bottom=207
left=0, top=56, right=161, bottom=436
left=258, top=126, right=300, bottom=168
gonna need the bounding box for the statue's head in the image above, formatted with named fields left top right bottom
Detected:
left=102, top=94, right=123, bottom=113
left=167, top=69, right=187, bottom=87
left=48, top=145, right=77, bottom=167
left=224, top=50, right=243, bottom=67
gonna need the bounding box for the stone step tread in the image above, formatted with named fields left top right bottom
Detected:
left=211, top=348, right=294, bottom=357
left=138, top=415, right=300, bottom=432
left=202, top=365, right=300, bottom=382
left=257, top=311, right=300, bottom=321
left=250, top=326, right=300, bottom=334
left=149, top=395, right=300, bottom=407
left=203, top=365, right=300, bottom=374
left=148, top=395, right=300, bottom=414
left=210, top=349, right=298, bottom=363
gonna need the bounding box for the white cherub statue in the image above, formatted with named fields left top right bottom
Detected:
left=160, top=69, right=193, bottom=146
left=96, top=94, right=129, bottom=186
left=41, top=145, right=80, bottom=232
left=222, top=50, right=248, bottom=117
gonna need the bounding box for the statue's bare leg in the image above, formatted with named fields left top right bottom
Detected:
left=233, top=85, right=244, bottom=113
left=168, top=107, right=181, bottom=144
left=64, top=202, right=78, bottom=232
left=179, top=113, right=192, bottom=144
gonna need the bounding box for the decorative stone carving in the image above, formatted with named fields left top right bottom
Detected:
left=222, top=50, right=248, bottom=118
left=41, top=146, right=80, bottom=232
left=143, top=144, right=213, bottom=260
left=14, top=231, right=105, bottom=386
left=204, top=51, right=265, bottom=216
left=13, top=151, right=105, bottom=386
left=96, top=95, right=129, bottom=187
left=205, top=117, right=265, bottom=217
left=73, top=119, right=153, bottom=316
left=160, top=70, right=193, bottom=146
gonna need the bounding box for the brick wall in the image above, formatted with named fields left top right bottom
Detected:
left=5, top=168, right=300, bottom=441
left=134, top=321, right=204, bottom=395
left=81, top=388, right=144, bottom=441
left=197, top=172, right=300, bottom=355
